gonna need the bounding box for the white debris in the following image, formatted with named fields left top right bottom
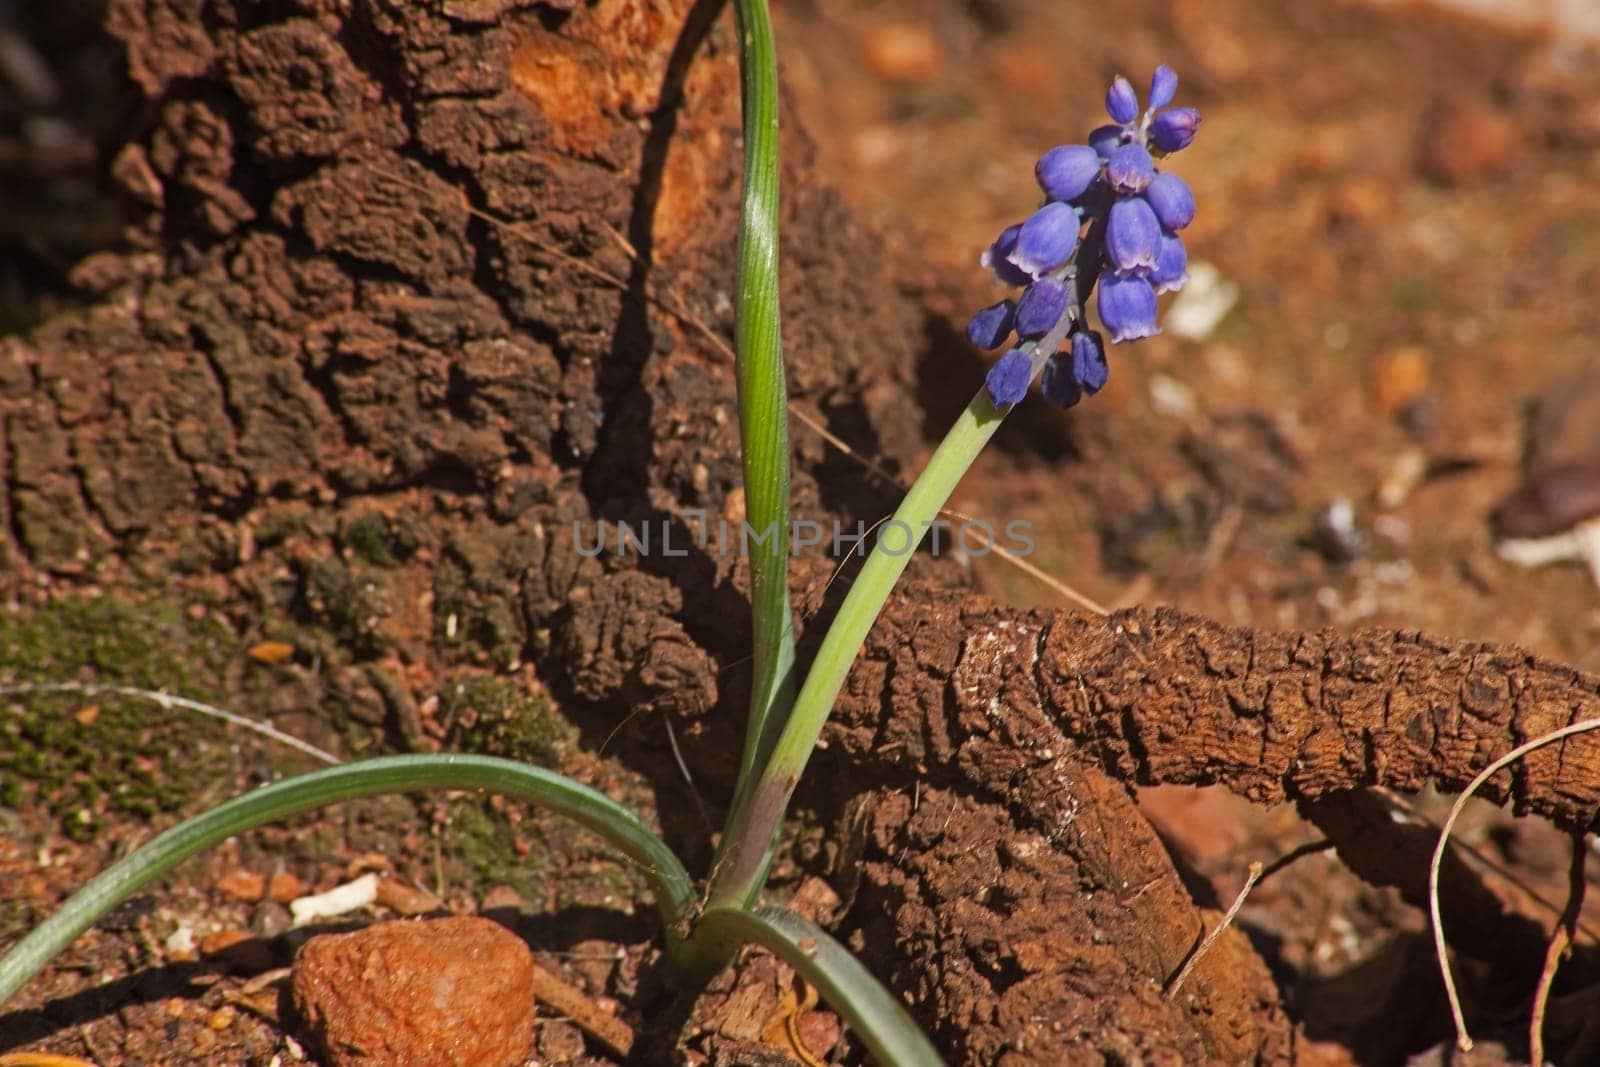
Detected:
left=165, top=923, right=196, bottom=955
left=1165, top=261, right=1239, bottom=341
left=289, top=873, right=379, bottom=926
left=1497, top=516, right=1600, bottom=589
left=1148, top=373, right=1197, bottom=418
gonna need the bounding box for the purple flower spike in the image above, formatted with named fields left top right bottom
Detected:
left=1015, top=276, right=1070, bottom=338
left=985, top=349, right=1034, bottom=407
left=1088, top=124, right=1125, bottom=159
left=1007, top=202, right=1080, bottom=278
left=1149, top=65, right=1178, bottom=111
left=967, top=300, right=1016, bottom=349
left=1150, top=231, right=1188, bottom=294
left=981, top=224, right=1033, bottom=287
left=1105, top=75, right=1139, bottom=124
left=1041, top=353, right=1083, bottom=408
left=1106, top=143, right=1156, bottom=194
left=1106, top=196, right=1161, bottom=272
left=965, top=65, right=1199, bottom=410
left=1071, top=329, right=1110, bottom=394
left=1150, top=107, right=1202, bottom=153
left=1143, top=172, right=1195, bottom=231
left=1098, top=271, right=1159, bottom=342
left=1036, top=145, right=1103, bottom=203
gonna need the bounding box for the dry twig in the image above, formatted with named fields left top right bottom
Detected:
left=0, top=682, right=341, bottom=766
left=1429, top=717, right=1600, bottom=1052
left=1164, top=860, right=1264, bottom=1000
left=1530, top=831, right=1587, bottom=1066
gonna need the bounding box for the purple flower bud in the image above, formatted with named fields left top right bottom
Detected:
left=980, top=224, right=1033, bottom=287
left=1036, top=145, right=1102, bottom=203
left=1142, top=172, right=1195, bottom=231
left=1106, top=143, right=1156, bottom=194
left=967, top=300, right=1016, bottom=349
left=1015, top=277, right=1069, bottom=338
left=1007, top=202, right=1080, bottom=278
left=985, top=348, right=1034, bottom=407
left=1106, top=196, right=1161, bottom=272
left=1150, top=107, right=1202, bottom=153
left=1105, top=75, right=1139, bottom=124
left=1150, top=231, right=1188, bottom=294
left=1149, top=65, right=1178, bottom=111
left=1097, top=271, right=1159, bottom=343
left=1041, top=352, right=1082, bottom=408
left=1071, top=329, right=1110, bottom=394
left=1088, top=124, right=1125, bottom=159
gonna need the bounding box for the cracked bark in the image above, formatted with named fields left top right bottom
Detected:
left=820, top=589, right=1600, bottom=1060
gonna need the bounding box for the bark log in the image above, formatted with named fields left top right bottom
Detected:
left=7, top=1, right=1600, bottom=1063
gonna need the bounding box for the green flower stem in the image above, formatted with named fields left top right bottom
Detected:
left=0, top=755, right=694, bottom=1007
left=706, top=385, right=1012, bottom=912
left=690, top=905, right=946, bottom=1066
left=729, top=0, right=798, bottom=793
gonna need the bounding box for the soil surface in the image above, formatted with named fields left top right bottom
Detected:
left=4, top=0, right=1600, bottom=1064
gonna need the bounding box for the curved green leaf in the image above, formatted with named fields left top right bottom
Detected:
left=729, top=0, right=798, bottom=793
left=0, top=754, right=694, bottom=1006
left=692, top=904, right=946, bottom=1066
left=711, top=387, right=1011, bottom=910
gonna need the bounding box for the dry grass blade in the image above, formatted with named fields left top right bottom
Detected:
left=1530, top=831, right=1587, bottom=1066
left=1429, top=717, right=1600, bottom=1052
left=1376, top=787, right=1600, bottom=944
left=1164, top=860, right=1264, bottom=1000
left=0, top=682, right=341, bottom=766
left=527, top=959, right=635, bottom=1057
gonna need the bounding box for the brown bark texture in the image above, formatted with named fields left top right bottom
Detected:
left=6, top=0, right=1600, bottom=1064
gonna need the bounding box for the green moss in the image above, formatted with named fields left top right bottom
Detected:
left=339, top=512, right=397, bottom=567
left=431, top=560, right=525, bottom=668
left=0, top=595, right=239, bottom=834
left=444, top=799, right=552, bottom=899
left=300, top=556, right=400, bottom=657
left=443, top=674, right=573, bottom=767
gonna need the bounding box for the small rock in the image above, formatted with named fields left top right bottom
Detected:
left=1312, top=497, right=1367, bottom=564
left=201, top=929, right=278, bottom=971
left=1422, top=99, right=1518, bottom=185
left=291, top=916, right=536, bottom=1067
left=375, top=876, right=443, bottom=915
left=1368, top=345, right=1431, bottom=417
left=536, top=1018, right=587, bottom=1061
left=251, top=900, right=293, bottom=939
left=217, top=869, right=266, bottom=902
left=267, top=871, right=309, bottom=903
left=796, top=1009, right=841, bottom=1061
left=860, top=22, right=943, bottom=84
left=480, top=883, right=525, bottom=914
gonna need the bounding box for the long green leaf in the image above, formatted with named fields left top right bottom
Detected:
left=692, top=905, right=946, bottom=1067
left=709, top=385, right=1012, bottom=910
left=729, top=0, right=797, bottom=792
left=0, top=754, right=694, bottom=1006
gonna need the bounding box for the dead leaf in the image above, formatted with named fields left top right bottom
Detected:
left=247, top=640, right=296, bottom=664
left=760, top=977, right=825, bottom=1067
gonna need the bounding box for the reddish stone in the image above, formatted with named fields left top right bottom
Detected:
left=291, top=916, right=536, bottom=1067
left=267, top=871, right=309, bottom=903
left=200, top=928, right=278, bottom=971
left=216, top=869, right=266, bottom=902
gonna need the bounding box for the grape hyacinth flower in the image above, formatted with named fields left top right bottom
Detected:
left=967, top=64, right=1201, bottom=408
